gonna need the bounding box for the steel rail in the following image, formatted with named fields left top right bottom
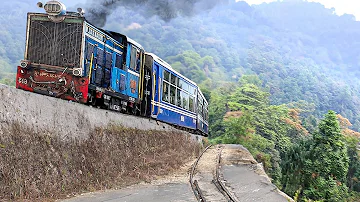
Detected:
left=190, top=144, right=212, bottom=202
left=213, top=146, right=239, bottom=202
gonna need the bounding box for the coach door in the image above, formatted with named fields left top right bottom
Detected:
left=151, top=62, right=160, bottom=118
left=140, top=55, right=153, bottom=117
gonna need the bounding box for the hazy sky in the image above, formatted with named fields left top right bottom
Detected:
left=243, top=0, right=360, bottom=19
left=55, top=0, right=360, bottom=20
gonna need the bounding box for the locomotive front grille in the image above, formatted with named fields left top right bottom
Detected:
left=26, top=14, right=84, bottom=68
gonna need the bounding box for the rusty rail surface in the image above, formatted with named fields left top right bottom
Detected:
left=190, top=144, right=212, bottom=202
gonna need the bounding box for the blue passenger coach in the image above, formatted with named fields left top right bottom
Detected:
left=145, top=53, right=208, bottom=134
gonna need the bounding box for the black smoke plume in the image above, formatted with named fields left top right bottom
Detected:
left=84, top=0, right=228, bottom=27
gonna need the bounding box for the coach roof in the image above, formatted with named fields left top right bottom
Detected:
left=145, top=52, right=197, bottom=87
left=127, top=37, right=145, bottom=51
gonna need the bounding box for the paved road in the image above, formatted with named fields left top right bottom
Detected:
left=222, top=164, right=289, bottom=202
left=61, top=182, right=196, bottom=202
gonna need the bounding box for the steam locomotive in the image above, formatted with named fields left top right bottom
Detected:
left=16, top=1, right=209, bottom=136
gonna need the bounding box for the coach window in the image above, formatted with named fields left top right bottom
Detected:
left=171, top=74, right=177, bottom=85
left=162, top=81, right=169, bottom=102
left=175, top=77, right=179, bottom=87
left=188, top=86, right=194, bottom=95
left=178, top=79, right=183, bottom=89
left=198, top=97, right=203, bottom=117
left=203, top=102, right=207, bottom=120
left=189, top=96, right=194, bottom=112
left=199, top=103, right=204, bottom=118
left=176, top=89, right=182, bottom=107
left=204, top=103, right=209, bottom=122
left=170, top=85, right=176, bottom=105
left=183, top=82, right=189, bottom=93
left=182, top=92, right=189, bottom=111
left=164, top=70, right=170, bottom=81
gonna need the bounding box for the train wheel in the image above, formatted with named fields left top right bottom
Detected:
left=91, top=97, right=97, bottom=107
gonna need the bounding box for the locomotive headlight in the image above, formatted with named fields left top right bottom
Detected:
left=77, top=7, right=85, bottom=16
left=20, top=60, right=30, bottom=68
left=43, top=1, right=66, bottom=16
left=72, top=68, right=83, bottom=77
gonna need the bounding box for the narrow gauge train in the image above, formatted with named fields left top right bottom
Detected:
left=16, top=1, right=209, bottom=136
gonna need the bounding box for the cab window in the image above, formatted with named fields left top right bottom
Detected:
left=115, top=54, right=123, bottom=70
left=130, top=46, right=140, bottom=72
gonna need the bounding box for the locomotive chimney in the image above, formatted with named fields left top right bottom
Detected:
left=37, top=2, right=43, bottom=8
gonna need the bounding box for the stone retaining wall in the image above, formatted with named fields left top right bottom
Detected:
left=0, top=84, right=197, bottom=140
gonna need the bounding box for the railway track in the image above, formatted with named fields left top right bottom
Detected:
left=212, top=146, right=239, bottom=202
left=190, top=145, right=212, bottom=202
left=190, top=144, right=239, bottom=202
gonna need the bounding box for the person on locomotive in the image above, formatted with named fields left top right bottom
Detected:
left=136, top=51, right=141, bottom=72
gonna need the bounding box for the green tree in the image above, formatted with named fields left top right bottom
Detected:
left=281, top=136, right=312, bottom=197
left=310, top=111, right=349, bottom=183
left=304, top=112, right=349, bottom=201
left=282, top=111, right=349, bottom=201
left=345, top=135, right=360, bottom=192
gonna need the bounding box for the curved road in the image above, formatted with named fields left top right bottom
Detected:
left=61, top=144, right=292, bottom=202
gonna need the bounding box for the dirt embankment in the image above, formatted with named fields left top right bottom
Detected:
left=0, top=123, right=202, bottom=201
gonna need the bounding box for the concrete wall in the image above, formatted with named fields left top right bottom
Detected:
left=0, top=84, right=198, bottom=139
